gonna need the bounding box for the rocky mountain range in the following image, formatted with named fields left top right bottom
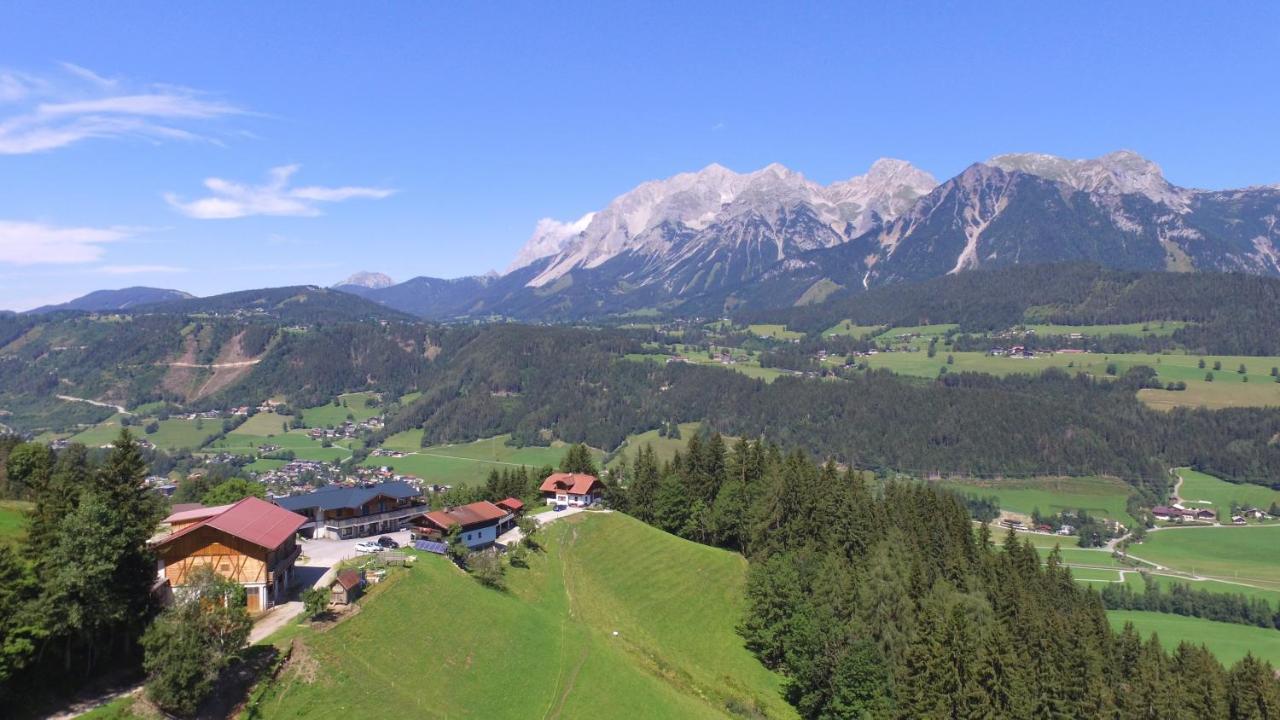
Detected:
left=38, top=152, right=1280, bottom=322
left=336, top=150, right=1280, bottom=320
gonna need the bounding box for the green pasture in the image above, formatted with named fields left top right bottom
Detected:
left=823, top=321, right=886, bottom=339
left=1133, top=526, right=1280, bottom=584
left=607, top=423, right=713, bottom=468
left=1019, top=321, right=1189, bottom=337
left=253, top=513, right=794, bottom=719
left=941, top=475, right=1136, bottom=525
left=1108, top=610, right=1280, bottom=667
left=364, top=434, right=596, bottom=486
left=298, top=391, right=381, bottom=427
left=747, top=323, right=803, bottom=340
left=0, top=500, right=31, bottom=544
left=1174, top=468, right=1280, bottom=519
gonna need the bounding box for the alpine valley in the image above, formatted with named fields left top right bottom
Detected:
left=325, top=150, right=1280, bottom=321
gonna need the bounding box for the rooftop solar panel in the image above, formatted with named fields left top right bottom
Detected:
left=414, top=540, right=448, bottom=554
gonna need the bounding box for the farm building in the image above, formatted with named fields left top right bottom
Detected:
left=274, top=480, right=426, bottom=540
left=540, top=473, right=602, bottom=507
left=410, top=500, right=519, bottom=549
left=152, top=496, right=308, bottom=615
left=331, top=569, right=364, bottom=605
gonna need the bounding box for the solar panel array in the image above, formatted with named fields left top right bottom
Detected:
left=414, top=540, right=448, bottom=555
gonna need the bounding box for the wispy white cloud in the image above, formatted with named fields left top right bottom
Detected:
left=0, top=220, right=137, bottom=264
left=0, top=63, right=243, bottom=154
left=165, top=165, right=396, bottom=219
left=94, top=264, right=187, bottom=275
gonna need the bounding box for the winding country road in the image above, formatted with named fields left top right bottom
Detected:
left=55, top=394, right=130, bottom=414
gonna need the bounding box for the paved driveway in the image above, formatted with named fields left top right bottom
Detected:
left=298, top=529, right=413, bottom=568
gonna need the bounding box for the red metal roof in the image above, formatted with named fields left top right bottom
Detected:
left=163, top=503, right=233, bottom=525
left=422, top=501, right=508, bottom=531
left=539, top=473, right=600, bottom=495
left=154, top=496, right=307, bottom=551
left=496, top=497, right=524, bottom=512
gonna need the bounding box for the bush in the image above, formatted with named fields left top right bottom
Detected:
left=302, top=587, right=328, bottom=619
left=469, top=550, right=506, bottom=590
left=142, top=567, right=252, bottom=716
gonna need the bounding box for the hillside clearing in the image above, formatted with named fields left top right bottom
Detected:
left=254, top=513, right=794, bottom=719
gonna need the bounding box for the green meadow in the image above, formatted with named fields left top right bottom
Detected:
left=1175, top=468, right=1280, bottom=518
left=208, top=429, right=355, bottom=463
left=822, top=321, right=886, bottom=339
left=875, top=324, right=959, bottom=342
left=941, top=475, right=1136, bottom=525
left=607, top=422, right=712, bottom=469
left=746, top=323, right=803, bottom=341
left=298, top=391, right=381, bottom=427
left=69, top=416, right=215, bottom=451
left=843, top=350, right=1280, bottom=410
left=1108, top=610, right=1280, bottom=667
left=1133, top=526, right=1280, bottom=584
left=364, top=434, right=598, bottom=486
left=233, top=411, right=295, bottom=436
left=1117, top=571, right=1280, bottom=607
left=254, top=513, right=795, bottom=719
left=0, top=500, right=31, bottom=544
left=1020, top=321, right=1189, bottom=337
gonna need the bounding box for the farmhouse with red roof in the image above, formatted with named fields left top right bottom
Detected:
left=153, top=496, right=308, bottom=615
left=539, top=472, right=602, bottom=507
left=410, top=500, right=520, bottom=549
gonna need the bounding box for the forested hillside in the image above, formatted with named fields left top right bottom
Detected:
left=765, top=264, right=1280, bottom=355
left=605, top=433, right=1280, bottom=718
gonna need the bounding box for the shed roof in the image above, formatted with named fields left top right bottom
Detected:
left=335, top=569, right=362, bottom=591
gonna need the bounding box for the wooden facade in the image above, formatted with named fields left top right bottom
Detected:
left=156, top=525, right=299, bottom=615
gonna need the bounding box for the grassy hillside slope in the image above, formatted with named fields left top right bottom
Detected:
left=256, top=513, right=794, bottom=719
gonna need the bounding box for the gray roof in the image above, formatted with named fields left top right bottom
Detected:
left=274, top=481, right=421, bottom=512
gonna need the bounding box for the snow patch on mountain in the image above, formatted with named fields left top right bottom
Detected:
left=507, top=212, right=596, bottom=272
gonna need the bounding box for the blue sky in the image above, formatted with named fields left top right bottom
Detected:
left=1, top=2, right=1277, bottom=310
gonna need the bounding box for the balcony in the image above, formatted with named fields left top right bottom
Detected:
left=323, top=504, right=428, bottom=530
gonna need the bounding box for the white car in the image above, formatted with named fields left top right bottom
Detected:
left=354, top=541, right=384, bottom=554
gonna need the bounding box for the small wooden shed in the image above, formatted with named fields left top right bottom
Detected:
left=331, top=569, right=364, bottom=605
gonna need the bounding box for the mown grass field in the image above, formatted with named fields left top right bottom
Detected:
left=607, top=422, right=709, bottom=469
left=0, top=500, right=31, bottom=545
left=822, top=321, right=885, bottom=339
left=364, top=434, right=598, bottom=486
left=1108, top=610, right=1280, bottom=667
left=298, top=391, right=381, bottom=427
left=626, top=348, right=794, bottom=383
left=1021, top=321, right=1189, bottom=337
left=1133, top=526, right=1280, bottom=584
left=875, top=324, right=959, bottom=342
left=1117, top=571, right=1280, bottom=607
left=233, top=411, right=295, bottom=436
left=746, top=323, right=803, bottom=341
left=69, top=416, right=215, bottom=451
left=1175, top=468, right=1280, bottom=517
left=940, top=475, right=1136, bottom=525
left=253, top=513, right=794, bottom=719
left=840, top=350, right=1280, bottom=410
left=207, top=429, right=355, bottom=463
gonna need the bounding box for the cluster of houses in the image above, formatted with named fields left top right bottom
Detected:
left=305, top=416, right=384, bottom=441
left=989, top=346, right=1038, bottom=358
left=1152, top=504, right=1271, bottom=525
left=147, top=471, right=606, bottom=616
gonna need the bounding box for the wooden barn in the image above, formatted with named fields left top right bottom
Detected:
left=153, top=496, right=308, bottom=615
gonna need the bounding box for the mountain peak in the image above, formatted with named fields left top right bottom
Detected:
left=986, top=150, right=1186, bottom=208
left=336, top=271, right=394, bottom=289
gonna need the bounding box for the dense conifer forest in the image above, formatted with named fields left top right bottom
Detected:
left=607, top=432, right=1280, bottom=719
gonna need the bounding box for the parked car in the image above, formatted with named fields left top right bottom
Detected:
left=354, top=541, right=384, bottom=554
left=376, top=536, right=399, bottom=549
left=553, top=504, right=567, bottom=512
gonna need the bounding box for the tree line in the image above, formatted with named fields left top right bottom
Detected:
left=605, top=431, right=1280, bottom=718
